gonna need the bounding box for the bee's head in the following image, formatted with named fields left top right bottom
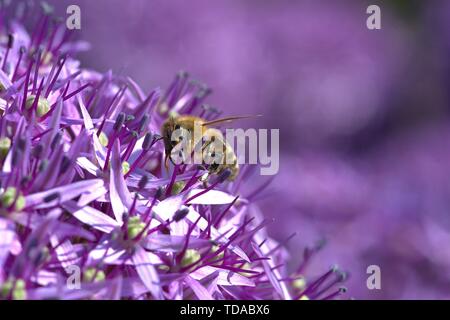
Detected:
left=162, top=117, right=187, bottom=159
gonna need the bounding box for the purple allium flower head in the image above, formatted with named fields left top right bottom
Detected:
left=0, top=2, right=347, bottom=300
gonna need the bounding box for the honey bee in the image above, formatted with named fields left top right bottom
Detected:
left=161, top=115, right=255, bottom=181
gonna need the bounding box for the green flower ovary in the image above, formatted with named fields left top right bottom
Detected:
left=25, top=95, right=50, bottom=117
left=122, top=161, right=130, bottom=175
left=181, top=249, right=201, bottom=267
left=0, top=137, right=11, bottom=159
left=98, top=131, right=109, bottom=147
left=83, top=268, right=106, bottom=283
left=127, top=216, right=147, bottom=239
left=292, top=276, right=307, bottom=290
left=1, top=187, right=26, bottom=211
left=210, top=245, right=224, bottom=260
left=171, top=181, right=186, bottom=195
left=1, top=279, right=26, bottom=300
left=237, top=262, right=253, bottom=276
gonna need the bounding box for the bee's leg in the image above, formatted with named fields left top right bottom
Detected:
left=200, top=171, right=210, bottom=188
left=164, top=153, right=170, bottom=171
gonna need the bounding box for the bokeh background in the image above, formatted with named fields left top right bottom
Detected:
left=46, top=0, right=450, bottom=299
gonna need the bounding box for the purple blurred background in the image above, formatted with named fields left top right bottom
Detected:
left=47, top=0, right=450, bottom=299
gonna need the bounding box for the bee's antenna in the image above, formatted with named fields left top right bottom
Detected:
left=201, top=115, right=262, bottom=127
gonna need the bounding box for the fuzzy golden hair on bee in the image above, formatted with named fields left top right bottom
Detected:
left=161, top=114, right=260, bottom=180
